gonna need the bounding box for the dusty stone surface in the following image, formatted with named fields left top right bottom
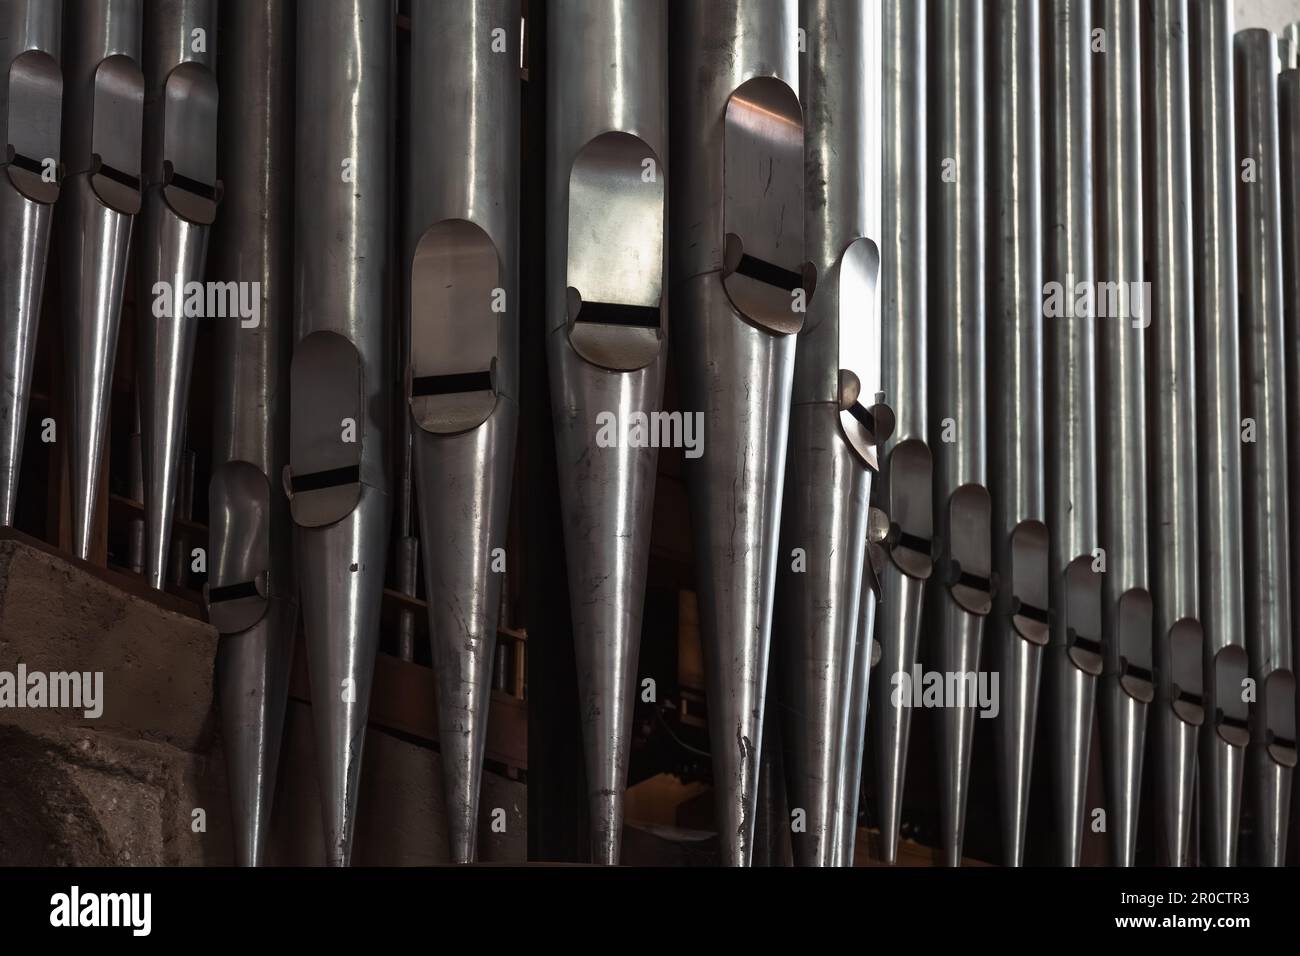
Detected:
left=0, top=537, right=227, bottom=865
left=0, top=539, right=220, bottom=750
left=0, top=537, right=526, bottom=865
left=0, top=723, right=231, bottom=865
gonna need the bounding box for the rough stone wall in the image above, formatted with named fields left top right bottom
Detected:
left=0, top=538, right=228, bottom=865
left=0, top=536, right=527, bottom=865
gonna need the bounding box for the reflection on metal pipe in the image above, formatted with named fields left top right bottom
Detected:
left=206, top=0, right=297, bottom=870
left=872, top=0, right=932, bottom=865
left=928, top=0, right=990, bottom=868
left=137, top=0, right=220, bottom=591
left=670, top=0, right=806, bottom=866
left=1094, top=0, right=1151, bottom=868
left=1233, top=28, right=1295, bottom=867
left=411, top=0, right=520, bottom=864
left=836, top=535, right=882, bottom=865
left=753, top=665, right=792, bottom=866
left=986, top=0, right=1048, bottom=868
left=0, top=1, right=62, bottom=527
left=1043, top=0, right=1102, bottom=868
left=1143, top=0, right=1204, bottom=868
left=128, top=394, right=145, bottom=572
left=778, top=0, right=887, bottom=867
left=58, top=0, right=144, bottom=559
left=1188, top=0, right=1249, bottom=867
left=546, top=0, right=666, bottom=867
left=1286, top=23, right=1300, bottom=68
left=289, top=0, right=392, bottom=866
left=835, top=0, right=885, bottom=871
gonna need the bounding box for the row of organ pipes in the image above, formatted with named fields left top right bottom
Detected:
left=1, top=0, right=1298, bottom=866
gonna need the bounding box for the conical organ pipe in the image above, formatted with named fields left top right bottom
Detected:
left=58, top=0, right=144, bottom=560
left=0, top=1, right=61, bottom=527
left=288, top=0, right=393, bottom=866
left=1093, top=0, right=1152, bottom=868
left=834, top=0, right=886, bottom=867
left=1042, top=0, right=1102, bottom=868
left=927, top=0, right=992, bottom=868
left=410, top=0, right=520, bottom=865
left=1188, top=0, right=1249, bottom=867
left=778, top=0, right=889, bottom=868
left=836, top=542, right=881, bottom=865
left=136, top=0, right=220, bottom=591
left=545, top=0, right=666, bottom=866
left=669, top=0, right=807, bottom=866
left=986, top=0, right=1048, bottom=868
left=1279, top=54, right=1300, bottom=874
left=1233, top=28, right=1295, bottom=868
left=206, top=0, right=297, bottom=868
left=1280, top=43, right=1300, bottom=881
left=1142, top=0, right=1205, bottom=868
left=871, top=0, right=933, bottom=865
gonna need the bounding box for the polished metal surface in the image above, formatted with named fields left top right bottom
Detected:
left=290, top=0, right=392, bottom=866
left=1287, top=23, right=1300, bottom=68
left=137, top=0, right=220, bottom=590
left=669, top=0, right=803, bottom=866
left=205, top=0, right=296, bottom=869
left=928, top=0, right=990, bottom=868
left=771, top=0, right=883, bottom=869
left=1233, top=28, right=1295, bottom=867
left=0, top=0, right=61, bottom=526
left=1188, top=0, right=1248, bottom=867
left=411, top=0, right=520, bottom=865
left=1143, top=0, right=1204, bottom=868
left=58, top=0, right=144, bottom=559
left=835, top=557, right=878, bottom=865
left=1042, top=0, right=1101, bottom=867
left=1094, top=0, right=1151, bottom=868
left=547, top=0, right=667, bottom=866
left=753, top=664, right=793, bottom=866
left=835, top=1, right=883, bottom=868
left=986, top=0, right=1047, bottom=868
left=871, top=0, right=932, bottom=865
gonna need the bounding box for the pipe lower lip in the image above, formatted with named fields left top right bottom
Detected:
left=217, top=595, right=298, bottom=867
left=673, top=272, right=796, bottom=866
left=0, top=186, right=54, bottom=527
left=993, top=620, right=1044, bottom=866
left=1049, top=645, right=1098, bottom=866
left=296, top=483, right=391, bottom=867
left=932, top=597, right=986, bottom=866
left=415, top=400, right=516, bottom=864
left=871, top=562, right=926, bottom=865
left=60, top=176, right=136, bottom=560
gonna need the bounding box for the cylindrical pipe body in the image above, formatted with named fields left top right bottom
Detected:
left=290, top=0, right=393, bottom=866
left=927, top=0, right=991, bottom=867
left=871, top=0, right=933, bottom=866
left=1142, top=0, right=1204, bottom=868
left=1233, top=28, right=1295, bottom=867
left=1042, top=0, right=1102, bottom=867
left=0, top=1, right=62, bottom=526
left=986, top=0, right=1048, bottom=867
left=1188, top=0, right=1249, bottom=867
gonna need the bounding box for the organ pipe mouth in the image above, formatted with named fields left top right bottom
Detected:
left=4, top=49, right=64, bottom=203
left=1114, top=588, right=1154, bottom=703
left=1063, top=557, right=1104, bottom=676
left=943, top=483, right=993, bottom=616
left=408, top=219, right=503, bottom=434
left=719, top=76, right=809, bottom=336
